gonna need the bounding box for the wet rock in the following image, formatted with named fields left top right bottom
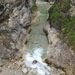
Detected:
left=31, top=11, right=41, bottom=25
left=32, top=60, right=38, bottom=64
left=46, top=44, right=75, bottom=75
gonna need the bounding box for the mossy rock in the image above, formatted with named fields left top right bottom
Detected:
left=50, top=6, right=63, bottom=24
left=60, top=1, right=70, bottom=12
left=67, top=29, right=75, bottom=50
left=48, top=0, right=71, bottom=25
left=61, top=16, right=75, bottom=49
left=48, top=0, right=75, bottom=50
left=32, top=3, right=37, bottom=11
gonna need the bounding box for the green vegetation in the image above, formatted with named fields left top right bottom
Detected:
left=32, top=2, right=37, bottom=11
left=51, top=6, right=62, bottom=24
left=62, top=16, right=75, bottom=49
left=49, top=0, right=75, bottom=49
left=68, top=30, right=75, bottom=46
left=50, top=0, right=70, bottom=24
left=60, top=1, right=70, bottom=12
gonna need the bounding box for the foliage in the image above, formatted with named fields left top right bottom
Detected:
left=60, top=1, right=70, bottom=12
left=32, top=2, right=37, bottom=11
left=62, top=16, right=75, bottom=49
left=50, top=6, right=63, bottom=24
left=49, top=0, right=75, bottom=49
left=62, top=16, right=75, bottom=37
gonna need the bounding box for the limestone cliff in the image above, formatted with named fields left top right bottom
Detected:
left=0, top=0, right=34, bottom=60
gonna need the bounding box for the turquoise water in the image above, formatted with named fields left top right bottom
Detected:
left=26, top=0, right=50, bottom=58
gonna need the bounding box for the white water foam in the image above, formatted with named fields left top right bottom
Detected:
left=23, top=48, right=51, bottom=75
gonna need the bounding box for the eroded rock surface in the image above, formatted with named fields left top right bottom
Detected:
left=0, top=0, right=34, bottom=61
left=44, top=23, right=75, bottom=75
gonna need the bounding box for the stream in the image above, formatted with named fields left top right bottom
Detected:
left=23, top=0, right=52, bottom=75
left=26, top=0, right=50, bottom=58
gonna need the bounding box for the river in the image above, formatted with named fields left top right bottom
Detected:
left=26, top=0, right=50, bottom=58
left=23, top=0, right=52, bottom=75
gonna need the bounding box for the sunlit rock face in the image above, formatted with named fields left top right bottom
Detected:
left=0, top=0, right=34, bottom=60
left=44, top=23, right=75, bottom=75
left=44, top=0, right=75, bottom=74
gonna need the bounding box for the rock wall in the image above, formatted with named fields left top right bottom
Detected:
left=0, top=0, right=34, bottom=60
left=44, top=23, right=75, bottom=75
left=44, top=0, right=75, bottom=75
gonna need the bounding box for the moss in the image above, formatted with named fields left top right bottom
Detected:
left=48, top=0, right=75, bottom=49
left=62, top=16, right=75, bottom=37
left=49, top=0, right=70, bottom=24
left=61, top=16, right=75, bottom=49
left=50, top=6, right=63, bottom=24
left=32, top=2, right=37, bottom=11
left=68, top=30, right=75, bottom=49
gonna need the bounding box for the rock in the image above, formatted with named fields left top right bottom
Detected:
left=71, top=0, right=75, bottom=5
left=22, top=68, right=28, bottom=74
left=46, top=44, right=75, bottom=75
left=31, top=11, right=41, bottom=25
left=0, top=0, right=35, bottom=60
left=0, top=67, right=2, bottom=73
left=44, top=22, right=75, bottom=75
left=49, top=2, right=54, bottom=5
left=32, top=60, right=38, bottom=64
left=0, top=59, right=4, bottom=67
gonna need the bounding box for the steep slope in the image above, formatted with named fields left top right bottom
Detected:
left=0, top=0, right=35, bottom=62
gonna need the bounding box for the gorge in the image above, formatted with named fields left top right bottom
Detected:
left=0, top=0, right=75, bottom=75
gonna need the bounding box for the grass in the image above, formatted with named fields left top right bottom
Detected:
left=50, top=6, right=63, bottom=24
